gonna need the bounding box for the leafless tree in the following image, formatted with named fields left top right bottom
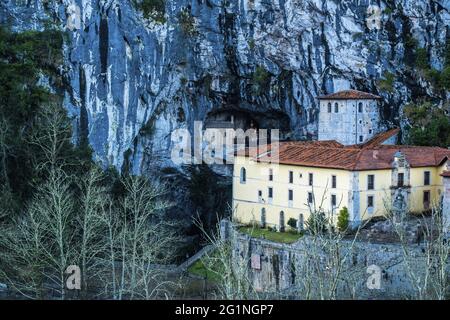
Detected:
left=0, top=102, right=182, bottom=300
left=98, top=176, right=180, bottom=300
left=194, top=216, right=259, bottom=300
left=0, top=118, right=14, bottom=220
left=28, top=103, right=74, bottom=173
left=75, top=167, right=109, bottom=297
left=0, top=168, right=76, bottom=299
left=384, top=202, right=449, bottom=300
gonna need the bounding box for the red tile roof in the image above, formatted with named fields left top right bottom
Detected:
left=441, top=171, right=450, bottom=177
left=237, top=130, right=450, bottom=171
left=357, top=128, right=400, bottom=149
left=318, top=90, right=382, bottom=100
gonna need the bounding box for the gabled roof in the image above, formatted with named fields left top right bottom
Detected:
left=236, top=130, right=450, bottom=171
left=318, top=90, right=382, bottom=100
left=357, top=128, right=400, bottom=149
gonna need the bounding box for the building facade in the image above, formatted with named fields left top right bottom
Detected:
left=233, top=90, right=450, bottom=230
left=318, top=90, right=382, bottom=145
left=442, top=170, right=450, bottom=236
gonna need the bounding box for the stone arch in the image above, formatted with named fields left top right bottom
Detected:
left=298, top=213, right=304, bottom=232
left=279, top=211, right=285, bottom=233
left=261, top=208, right=266, bottom=228
left=240, top=167, right=246, bottom=183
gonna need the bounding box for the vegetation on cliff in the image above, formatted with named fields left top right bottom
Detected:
left=404, top=102, right=450, bottom=147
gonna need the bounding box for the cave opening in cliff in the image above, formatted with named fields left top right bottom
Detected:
left=204, top=109, right=291, bottom=147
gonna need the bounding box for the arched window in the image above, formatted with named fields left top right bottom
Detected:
left=327, top=102, right=332, bottom=113
left=261, top=208, right=266, bottom=228
left=240, top=167, right=246, bottom=184
left=358, top=102, right=363, bottom=113
left=298, top=214, right=304, bottom=232
left=334, top=103, right=339, bottom=113
left=279, top=211, right=285, bottom=233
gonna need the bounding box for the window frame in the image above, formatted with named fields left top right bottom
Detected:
left=268, top=187, right=273, bottom=204
left=368, top=175, right=375, bottom=190
left=288, top=189, right=294, bottom=202
left=332, top=175, right=337, bottom=189
left=423, top=190, right=431, bottom=210
left=358, top=102, right=363, bottom=113
left=288, top=189, right=294, bottom=208
left=240, top=167, right=247, bottom=184
left=424, top=171, right=431, bottom=186
left=398, top=172, right=405, bottom=187
left=308, top=192, right=314, bottom=205
left=289, top=171, right=294, bottom=184
left=331, top=194, right=337, bottom=208
left=367, top=196, right=374, bottom=208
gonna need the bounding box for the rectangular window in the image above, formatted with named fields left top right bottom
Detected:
left=269, top=169, right=273, bottom=182
left=359, top=135, right=364, bottom=143
left=368, top=175, right=375, bottom=190
left=308, top=192, right=313, bottom=204
left=309, top=173, right=314, bottom=186
left=288, top=190, right=294, bottom=208
left=332, top=175, right=337, bottom=189
left=424, top=171, right=431, bottom=186
left=358, top=103, right=363, bottom=113
left=398, top=173, right=404, bottom=187
left=289, top=171, right=294, bottom=184
left=331, top=194, right=337, bottom=208
left=327, top=103, right=332, bottom=113
left=368, top=196, right=374, bottom=208
left=334, top=103, right=339, bottom=113
left=423, top=191, right=430, bottom=210
left=268, top=187, right=273, bottom=199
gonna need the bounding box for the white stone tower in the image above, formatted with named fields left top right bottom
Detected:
left=318, top=90, right=382, bottom=145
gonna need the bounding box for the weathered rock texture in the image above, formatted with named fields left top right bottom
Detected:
left=1, top=0, right=449, bottom=172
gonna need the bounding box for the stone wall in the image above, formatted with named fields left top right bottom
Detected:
left=318, top=99, right=382, bottom=146
left=224, top=221, right=448, bottom=299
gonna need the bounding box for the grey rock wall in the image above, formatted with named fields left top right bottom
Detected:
left=1, top=1, right=449, bottom=217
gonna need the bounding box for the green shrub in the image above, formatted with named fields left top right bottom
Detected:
left=305, top=211, right=328, bottom=235
left=179, top=8, right=197, bottom=36
left=134, top=0, right=166, bottom=23
left=415, top=47, right=429, bottom=70
left=378, top=72, right=395, bottom=93
left=248, top=39, right=256, bottom=50
left=251, top=66, right=271, bottom=95
left=337, top=207, right=350, bottom=233
left=439, top=66, right=450, bottom=90
left=287, top=218, right=297, bottom=229
left=404, top=102, right=450, bottom=147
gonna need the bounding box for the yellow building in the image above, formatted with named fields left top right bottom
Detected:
left=232, top=90, right=450, bottom=231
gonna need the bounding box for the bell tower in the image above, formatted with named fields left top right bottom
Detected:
left=318, top=90, right=382, bottom=145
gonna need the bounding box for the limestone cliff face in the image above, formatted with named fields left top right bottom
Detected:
left=1, top=0, right=449, bottom=175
